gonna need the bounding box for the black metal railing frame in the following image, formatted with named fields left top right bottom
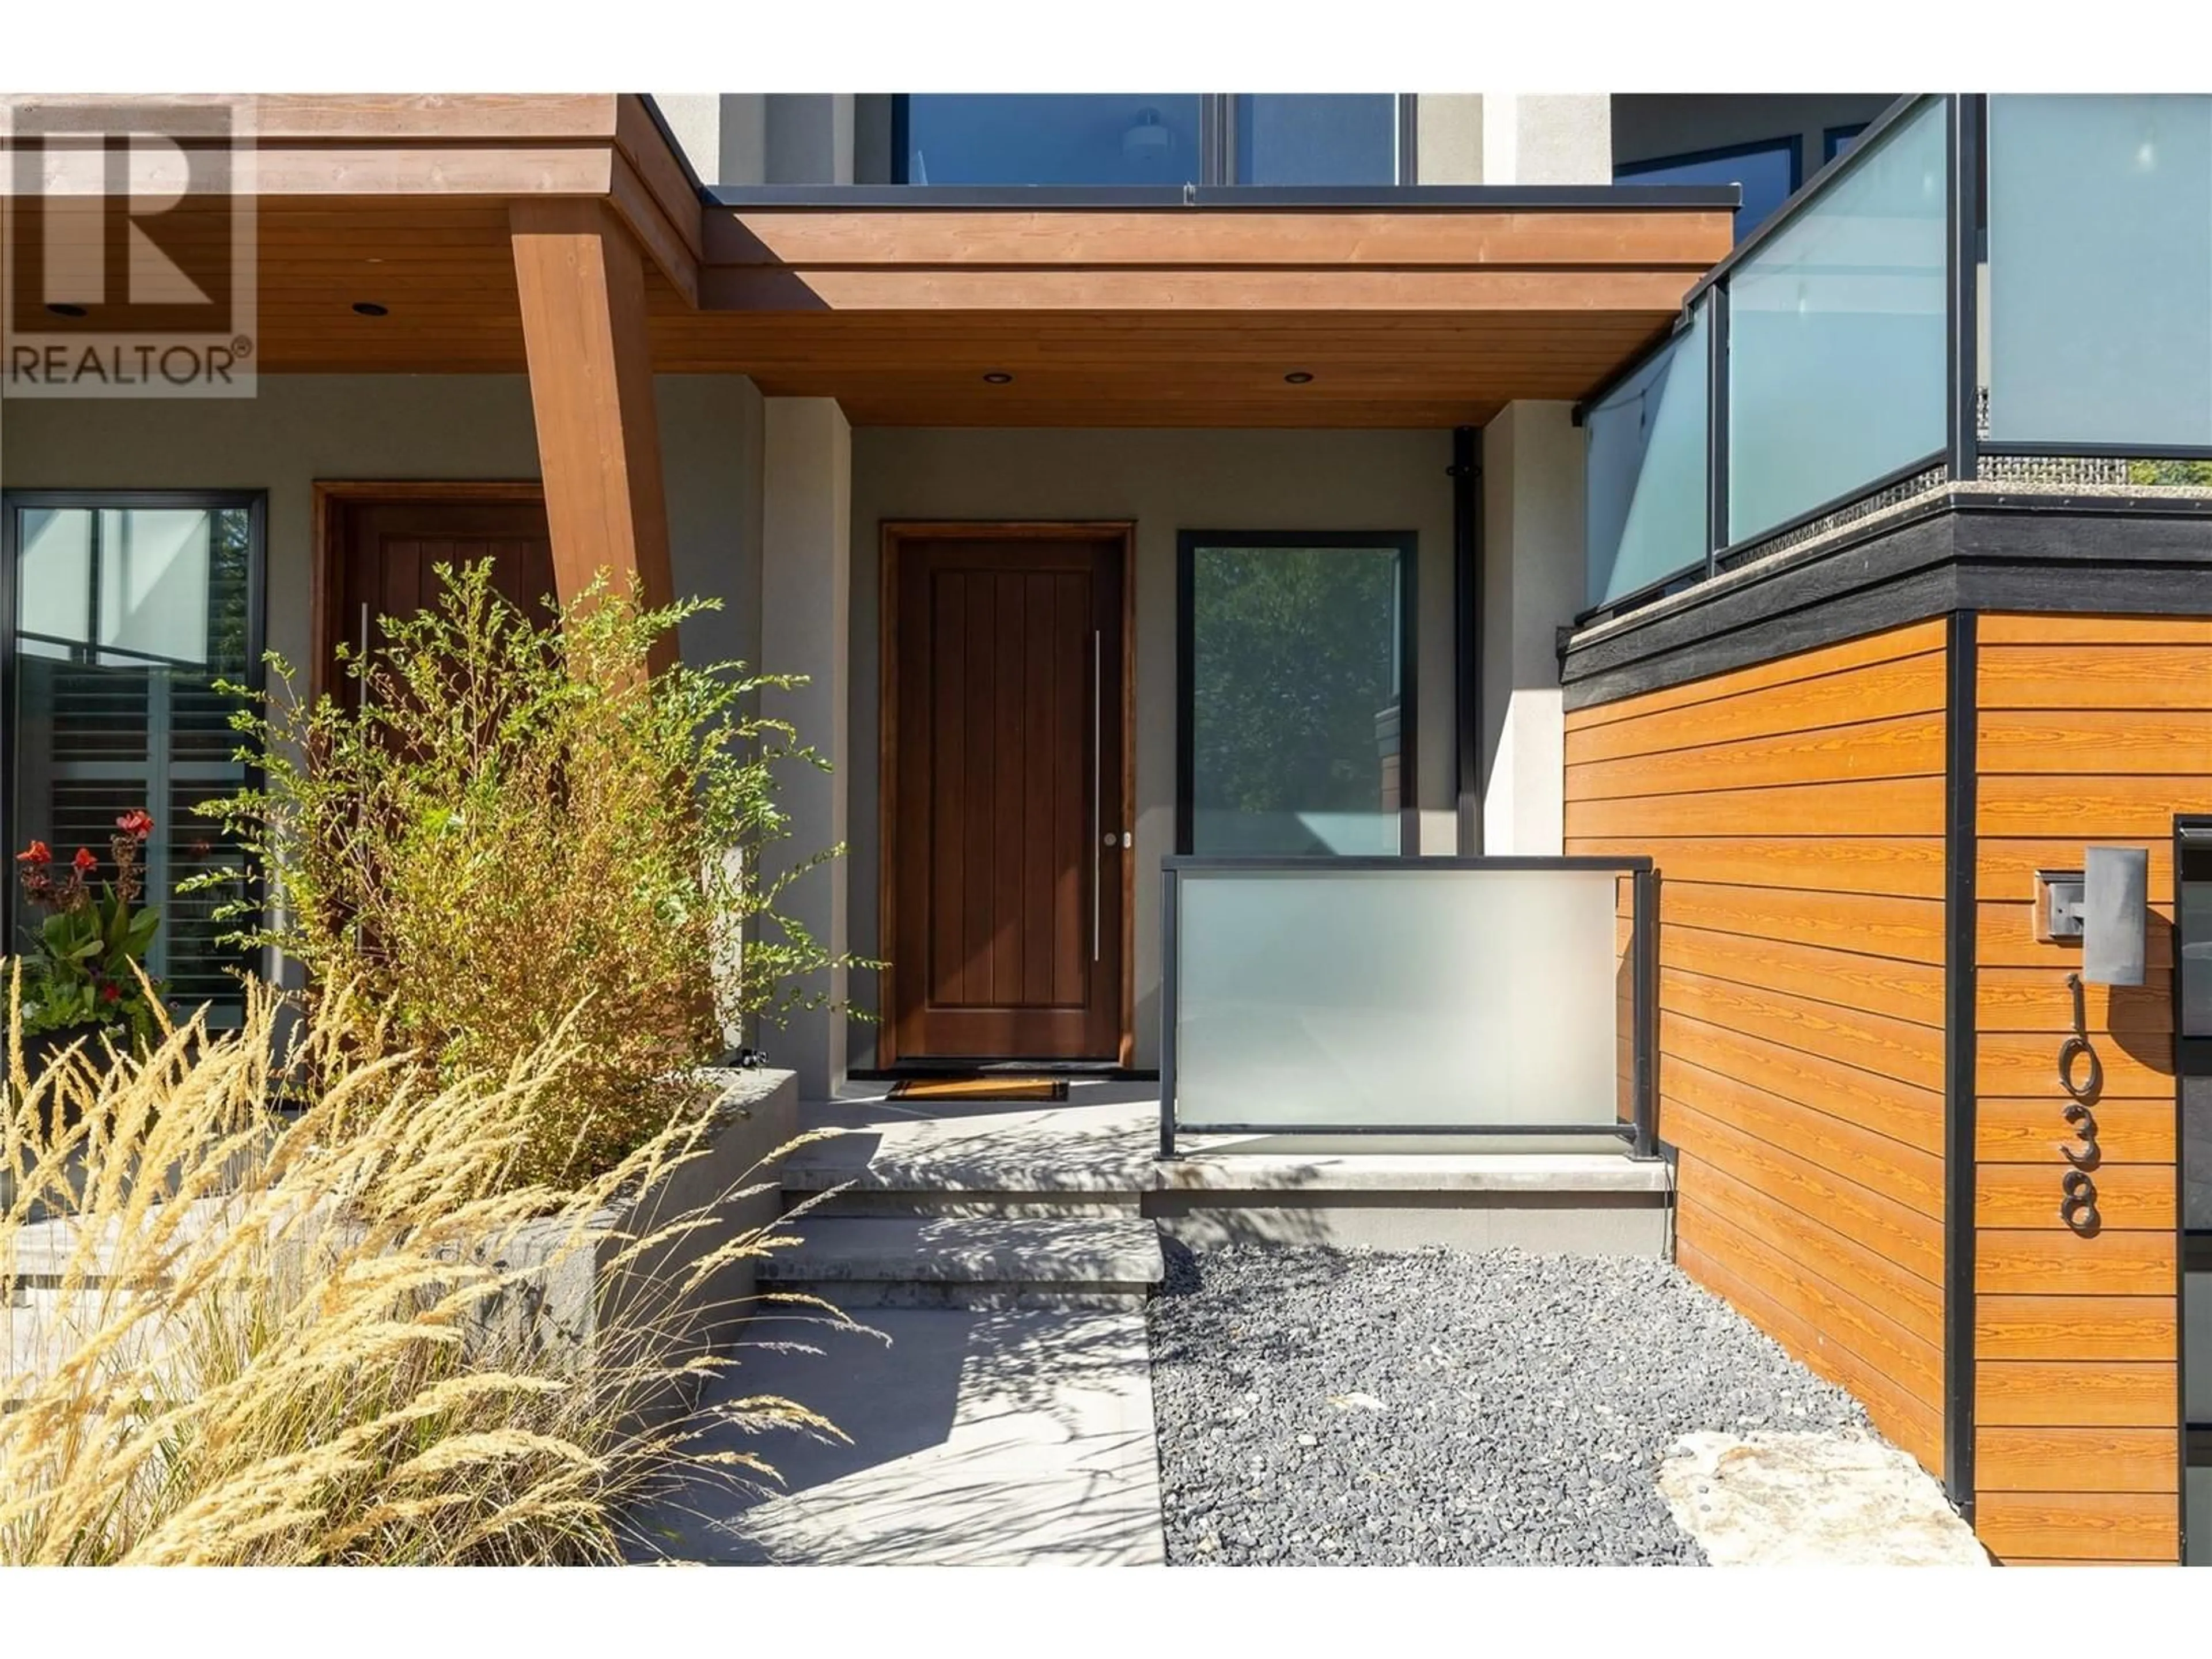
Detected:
left=1577, top=91, right=2209, bottom=631
left=1157, top=854, right=1659, bottom=1160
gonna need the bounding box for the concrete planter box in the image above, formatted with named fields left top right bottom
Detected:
left=470, top=1067, right=799, bottom=1426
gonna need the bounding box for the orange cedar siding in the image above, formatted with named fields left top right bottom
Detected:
left=1969, top=613, right=2209, bottom=1564
left=1563, top=622, right=1952, bottom=1479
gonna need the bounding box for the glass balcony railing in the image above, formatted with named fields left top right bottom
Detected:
left=1158, top=857, right=1657, bottom=1154
left=1580, top=93, right=2212, bottom=623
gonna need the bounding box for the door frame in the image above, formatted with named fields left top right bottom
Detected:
left=877, top=520, right=1137, bottom=1070
left=309, top=481, right=547, bottom=704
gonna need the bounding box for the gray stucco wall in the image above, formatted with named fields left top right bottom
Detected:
left=0, top=373, right=767, bottom=683
left=844, top=426, right=1459, bottom=1071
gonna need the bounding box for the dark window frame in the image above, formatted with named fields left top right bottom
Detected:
left=891, top=94, right=1414, bottom=187
left=1175, top=529, right=1420, bottom=858
left=1615, top=134, right=1804, bottom=240
left=1, top=487, right=269, bottom=1016
left=1824, top=122, right=1870, bottom=164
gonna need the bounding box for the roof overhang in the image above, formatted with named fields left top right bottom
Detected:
left=1, top=97, right=1736, bottom=426
left=681, top=184, right=1734, bottom=426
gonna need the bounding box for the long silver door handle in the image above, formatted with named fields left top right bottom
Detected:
left=1092, top=629, right=1102, bottom=965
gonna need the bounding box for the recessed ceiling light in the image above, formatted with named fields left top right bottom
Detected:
left=1283, top=370, right=1314, bottom=385
left=982, top=370, right=1014, bottom=384
left=46, top=302, right=87, bottom=319
left=352, top=301, right=389, bottom=317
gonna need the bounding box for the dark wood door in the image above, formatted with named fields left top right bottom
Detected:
left=885, top=528, right=1130, bottom=1064
left=322, top=493, right=555, bottom=707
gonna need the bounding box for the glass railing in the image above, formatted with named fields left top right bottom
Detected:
left=1581, top=93, right=2212, bottom=622
left=1158, top=856, right=1656, bottom=1154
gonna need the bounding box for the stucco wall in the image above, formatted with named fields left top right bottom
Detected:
left=0, top=373, right=766, bottom=683
left=844, top=426, right=1458, bottom=1071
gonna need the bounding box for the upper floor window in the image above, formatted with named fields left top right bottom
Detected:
left=1824, top=123, right=1869, bottom=164
left=1616, top=136, right=1801, bottom=243
left=894, top=94, right=1407, bottom=187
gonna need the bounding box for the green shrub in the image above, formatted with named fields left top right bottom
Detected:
left=195, top=562, right=846, bottom=1184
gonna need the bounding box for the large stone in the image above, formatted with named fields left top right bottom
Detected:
left=1657, top=1431, right=1989, bottom=1566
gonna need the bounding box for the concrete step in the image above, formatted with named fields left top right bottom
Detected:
left=760, top=1215, right=1165, bottom=1310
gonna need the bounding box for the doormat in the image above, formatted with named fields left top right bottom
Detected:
left=887, top=1076, right=1069, bottom=1103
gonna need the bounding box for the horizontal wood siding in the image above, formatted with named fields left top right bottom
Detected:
left=1565, top=619, right=1952, bottom=1476
left=1971, top=612, right=2209, bottom=1566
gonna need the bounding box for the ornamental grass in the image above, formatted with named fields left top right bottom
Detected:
left=0, top=975, right=850, bottom=1566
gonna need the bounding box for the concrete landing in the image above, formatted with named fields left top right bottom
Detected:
left=760, top=1214, right=1165, bottom=1308
left=645, top=1305, right=1165, bottom=1566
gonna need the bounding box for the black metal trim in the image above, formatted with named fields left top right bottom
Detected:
left=1632, top=866, right=1661, bottom=1161
left=1714, top=449, right=1945, bottom=570
left=1942, top=608, right=1979, bottom=1521
left=1173, top=531, right=1420, bottom=858
left=1451, top=426, right=1482, bottom=853
left=1162, top=854, right=1653, bottom=873
left=1947, top=95, right=1984, bottom=486
left=1563, top=492, right=2212, bottom=708
left=1707, top=282, right=1731, bottom=573
left=1158, top=863, right=1180, bottom=1160
left=889, top=94, right=911, bottom=185
left=1396, top=94, right=1420, bottom=186
left=2172, top=814, right=2209, bottom=1563
left=1980, top=442, right=2212, bottom=463
left=0, top=487, right=269, bottom=994
left=705, top=181, right=1743, bottom=210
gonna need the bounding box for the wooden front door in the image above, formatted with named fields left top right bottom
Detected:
left=883, top=524, right=1132, bottom=1066
left=317, top=487, right=555, bottom=704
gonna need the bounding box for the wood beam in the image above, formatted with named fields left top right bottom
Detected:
left=509, top=196, right=675, bottom=670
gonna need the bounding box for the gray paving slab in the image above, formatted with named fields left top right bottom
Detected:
left=641, top=1304, right=1165, bottom=1566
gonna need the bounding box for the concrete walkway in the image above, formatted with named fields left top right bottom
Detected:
left=645, top=1304, right=1165, bottom=1566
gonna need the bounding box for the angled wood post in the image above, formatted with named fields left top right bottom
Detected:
left=509, top=196, right=675, bottom=672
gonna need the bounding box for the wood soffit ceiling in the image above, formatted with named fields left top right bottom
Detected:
left=0, top=94, right=1733, bottom=427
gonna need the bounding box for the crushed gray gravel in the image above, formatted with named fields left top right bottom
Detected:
left=1147, top=1242, right=1874, bottom=1566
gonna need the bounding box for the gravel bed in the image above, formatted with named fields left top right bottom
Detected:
left=1147, top=1243, right=1874, bottom=1566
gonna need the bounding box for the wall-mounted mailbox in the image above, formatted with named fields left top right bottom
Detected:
left=2082, top=846, right=2149, bottom=987
left=2036, top=868, right=2085, bottom=942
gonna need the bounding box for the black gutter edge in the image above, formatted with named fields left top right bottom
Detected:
left=703, top=182, right=1744, bottom=211
left=1452, top=426, right=1483, bottom=854
left=1941, top=608, right=1979, bottom=1522
left=634, top=93, right=713, bottom=203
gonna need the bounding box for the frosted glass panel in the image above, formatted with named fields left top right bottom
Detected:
left=1171, top=868, right=1621, bottom=1130
left=1587, top=300, right=1709, bottom=608
left=1988, top=96, right=2212, bottom=448
left=1728, top=98, right=1947, bottom=544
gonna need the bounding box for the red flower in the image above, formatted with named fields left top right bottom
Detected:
left=73, top=847, right=98, bottom=874
left=100, top=983, right=121, bottom=1003
left=15, top=840, right=51, bottom=866
left=115, top=808, right=154, bottom=839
